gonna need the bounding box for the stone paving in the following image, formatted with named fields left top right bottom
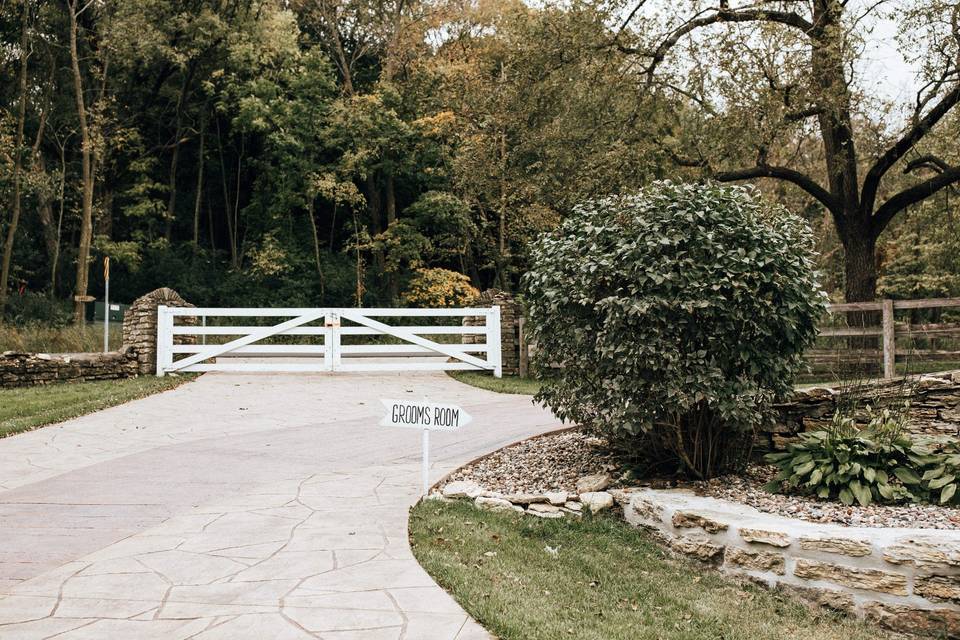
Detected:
left=0, top=371, right=561, bottom=639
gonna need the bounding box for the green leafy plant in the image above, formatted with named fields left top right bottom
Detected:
left=917, top=438, right=960, bottom=505
left=523, top=181, right=826, bottom=479
left=765, top=407, right=934, bottom=506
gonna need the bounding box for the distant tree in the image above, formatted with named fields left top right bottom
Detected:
left=619, top=0, right=960, bottom=302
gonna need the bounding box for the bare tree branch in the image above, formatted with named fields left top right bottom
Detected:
left=712, top=164, right=842, bottom=216
left=873, top=166, right=960, bottom=233
left=860, top=84, right=960, bottom=215
left=636, top=6, right=815, bottom=82
left=905, top=155, right=955, bottom=174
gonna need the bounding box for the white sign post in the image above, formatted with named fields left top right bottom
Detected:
left=380, top=399, right=473, bottom=496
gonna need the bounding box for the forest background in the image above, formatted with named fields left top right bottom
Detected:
left=0, top=0, right=957, bottom=325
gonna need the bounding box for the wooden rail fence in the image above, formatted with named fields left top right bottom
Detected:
left=519, top=297, right=960, bottom=380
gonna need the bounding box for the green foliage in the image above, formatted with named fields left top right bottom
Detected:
left=400, top=268, right=478, bottom=308
left=767, top=407, right=960, bottom=506
left=524, top=181, right=826, bottom=478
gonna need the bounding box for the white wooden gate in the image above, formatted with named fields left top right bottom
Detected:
left=155, top=306, right=502, bottom=377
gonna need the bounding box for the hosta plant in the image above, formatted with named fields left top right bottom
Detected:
left=765, top=407, right=937, bottom=506
left=918, top=439, right=960, bottom=505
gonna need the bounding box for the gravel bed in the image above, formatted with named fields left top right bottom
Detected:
left=445, top=429, right=621, bottom=494
left=693, top=465, right=960, bottom=530
left=446, top=428, right=960, bottom=530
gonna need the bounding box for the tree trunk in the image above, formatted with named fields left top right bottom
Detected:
left=193, top=111, right=205, bottom=246
left=306, top=195, right=325, bottom=299
left=0, top=0, right=30, bottom=320
left=215, top=116, right=238, bottom=268
left=842, top=230, right=878, bottom=304
left=840, top=226, right=880, bottom=358
left=50, top=139, right=68, bottom=296
left=385, top=173, right=398, bottom=302
left=366, top=173, right=384, bottom=285
left=68, top=0, right=95, bottom=324
left=166, top=68, right=193, bottom=241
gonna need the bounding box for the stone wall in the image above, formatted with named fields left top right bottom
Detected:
left=463, top=289, right=522, bottom=376
left=624, top=488, right=960, bottom=637
left=122, top=287, right=194, bottom=375
left=0, top=347, right=140, bottom=388
left=762, top=371, right=960, bottom=452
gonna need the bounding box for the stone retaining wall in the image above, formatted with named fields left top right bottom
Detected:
left=624, top=487, right=960, bottom=637
left=0, top=347, right=140, bottom=388
left=763, top=371, right=960, bottom=452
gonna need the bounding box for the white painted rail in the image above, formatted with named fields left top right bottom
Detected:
left=156, top=306, right=502, bottom=377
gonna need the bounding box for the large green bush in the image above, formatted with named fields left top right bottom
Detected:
left=524, top=181, right=826, bottom=478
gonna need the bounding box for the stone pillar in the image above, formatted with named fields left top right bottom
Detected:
left=122, top=288, right=194, bottom=375
left=464, top=289, right=522, bottom=376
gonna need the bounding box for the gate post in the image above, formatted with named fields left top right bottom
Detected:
left=487, top=306, right=502, bottom=378
left=155, top=305, right=172, bottom=376
left=326, top=311, right=341, bottom=372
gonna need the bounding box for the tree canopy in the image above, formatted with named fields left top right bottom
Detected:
left=0, top=0, right=957, bottom=321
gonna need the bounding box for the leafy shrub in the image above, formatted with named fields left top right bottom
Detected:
left=767, top=406, right=960, bottom=506
left=523, top=181, right=826, bottom=478
left=401, top=268, right=479, bottom=308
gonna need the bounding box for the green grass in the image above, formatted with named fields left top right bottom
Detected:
left=410, top=501, right=897, bottom=640
left=0, top=375, right=194, bottom=438
left=447, top=371, right=542, bottom=395
left=0, top=323, right=123, bottom=353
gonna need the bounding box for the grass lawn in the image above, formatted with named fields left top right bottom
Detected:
left=410, top=501, right=895, bottom=640
left=0, top=323, right=124, bottom=353
left=0, top=375, right=193, bottom=438
left=447, top=371, right=542, bottom=395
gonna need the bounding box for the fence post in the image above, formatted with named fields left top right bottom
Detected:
left=487, top=306, right=502, bottom=378
left=882, top=298, right=895, bottom=379
left=156, top=305, right=171, bottom=377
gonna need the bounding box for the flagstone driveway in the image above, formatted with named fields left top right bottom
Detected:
left=0, top=371, right=561, bottom=639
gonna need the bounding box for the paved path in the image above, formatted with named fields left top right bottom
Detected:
left=0, top=372, right=560, bottom=639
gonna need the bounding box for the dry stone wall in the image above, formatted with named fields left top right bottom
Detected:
left=763, top=371, right=960, bottom=452
left=625, top=487, right=960, bottom=637
left=462, top=289, right=521, bottom=376
left=0, top=348, right=139, bottom=388
left=122, top=287, right=195, bottom=374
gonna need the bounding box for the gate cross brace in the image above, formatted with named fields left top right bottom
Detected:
left=339, top=310, right=494, bottom=370
left=166, top=310, right=328, bottom=372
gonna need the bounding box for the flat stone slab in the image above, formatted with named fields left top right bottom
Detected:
left=0, top=370, right=560, bottom=639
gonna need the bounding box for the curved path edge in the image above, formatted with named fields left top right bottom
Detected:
left=0, top=371, right=562, bottom=640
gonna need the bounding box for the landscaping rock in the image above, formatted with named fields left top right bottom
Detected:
left=671, top=511, right=728, bottom=534
left=669, top=533, right=724, bottom=563
left=576, top=473, right=611, bottom=494
left=563, top=501, right=583, bottom=512
left=738, top=528, right=791, bottom=548
left=580, top=491, right=614, bottom=514
left=724, top=547, right=785, bottom=574
left=883, top=537, right=960, bottom=567
left=443, top=481, right=484, bottom=499
left=504, top=493, right=548, bottom=505
left=545, top=491, right=568, bottom=506
left=527, top=503, right=564, bottom=519
left=915, top=575, right=960, bottom=604
left=799, top=536, right=871, bottom=557
left=475, top=496, right=519, bottom=513
left=793, top=559, right=908, bottom=595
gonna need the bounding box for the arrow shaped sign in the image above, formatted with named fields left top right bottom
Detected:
left=380, top=399, right=473, bottom=432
